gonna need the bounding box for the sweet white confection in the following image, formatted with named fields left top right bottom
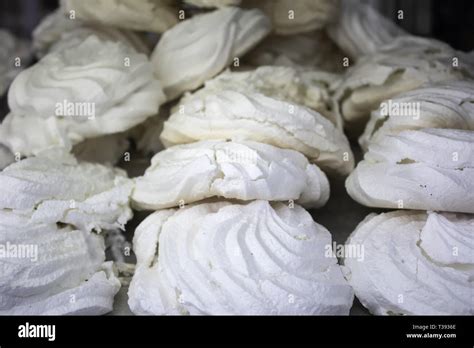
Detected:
left=244, top=31, right=345, bottom=73
left=346, top=128, right=474, bottom=213
left=162, top=88, right=354, bottom=176
left=132, top=140, right=330, bottom=210
left=332, top=36, right=474, bottom=134
left=33, top=9, right=150, bottom=58
left=1, top=36, right=164, bottom=156
left=178, top=66, right=340, bottom=127
left=0, top=145, right=14, bottom=170
left=0, top=30, right=31, bottom=96
left=360, top=80, right=474, bottom=150
left=246, top=0, right=340, bottom=35
left=129, top=200, right=354, bottom=315
left=185, top=0, right=240, bottom=8
left=0, top=150, right=133, bottom=231
left=72, top=133, right=129, bottom=165
left=61, top=0, right=178, bottom=33
left=0, top=211, right=120, bottom=315
left=344, top=210, right=474, bottom=315
left=327, top=0, right=406, bottom=60
left=151, top=7, right=271, bottom=100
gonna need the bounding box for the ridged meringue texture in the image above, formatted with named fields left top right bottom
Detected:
left=132, top=140, right=330, bottom=210
left=185, top=0, right=241, bottom=8
left=178, top=65, right=341, bottom=127
left=332, top=36, right=474, bottom=134
left=346, top=128, right=474, bottom=213
left=128, top=200, right=354, bottom=315
left=151, top=7, right=271, bottom=100
left=162, top=74, right=354, bottom=176
left=1, top=35, right=164, bottom=156
left=0, top=211, right=121, bottom=315
left=245, top=0, right=340, bottom=35
left=0, top=149, right=133, bottom=231
left=360, top=80, right=474, bottom=150
left=327, top=0, right=406, bottom=60
left=61, top=0, right=178, bottom=33
left=344, top=210, right=473, bottom=315
left=33, top=9, right=150, bottom=58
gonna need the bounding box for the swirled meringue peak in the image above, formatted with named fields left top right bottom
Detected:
left=128, top=200, right=354, bottom=315
left=132, top=140, right=330, bottom=210
left=0, top=149, right=133, bottom=232
left=151, top=7, right=271, bottom=100
left=346, top=128, right=474, bottom=213
left=327, top=0, right=406, bottom=60
left=2, top=35, right=164, bottom=156
left=162, top=82, right=354, bottom=176
left=332, top=36, right=474, bottom=134
left=345, top=210, right=474, bottom=315
left=33, top=9, right=150, bottom=58
left=0, top=211, right=120, bottom=315
left=360, top=80, right=474, bottom=150
left=61, top=0, right=178, bottom=33
left=244, top=0, right=340, bottom=35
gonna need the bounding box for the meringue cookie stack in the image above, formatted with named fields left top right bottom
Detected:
left=344, top=79, right=474, bottom=315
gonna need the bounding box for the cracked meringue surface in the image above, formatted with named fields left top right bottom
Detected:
left=61, top=0, right=178, bottom=33
left=132, top=140, right=330, bottom=210
left=332, top=36, right=474, bottom=134
left=346, top=128, right=474, bottom=213
left=128, top=200, right=354, bottom=315
left=344, top=210, right=473, bottom=315
left=327, top=0, right=406, bottom=60
left=1, top=35, right=164, bottom=156
left=360, top=80, right=474, bottom=150
left=151, top=7, right=271, bottom=100
left=33, top=9, right=150, bottom=58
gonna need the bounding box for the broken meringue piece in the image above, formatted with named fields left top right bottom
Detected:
left=344, top=210, right=473, bottom=315
left=128, top=200, right=354, bottom=315
left=60, top=0, right=178, bottom=33
left=360, top=80, right=474, bottom=150
left=132, top=140, right=330, bottom=210
left=346, top=128, right=474, bottom=213
left=151, top=7, right=271, bottom=100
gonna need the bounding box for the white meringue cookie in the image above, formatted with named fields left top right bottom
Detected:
left=162, top=88, right=354, bottom=176
left=332, top=36, right=474, bottom=134
left=151, top=7, right=271, bottom=100
left=132, top=140, right=330, bottom=210
left=346, top=128, right=474, bottom=213
left=245, top=0, right=339, bottom=35
left=0, top=150, right=133, bottom=232
left=129, top=200, right=354, bottom=315
left=244, top=31, right=345, bottom=73
left=0, top=30, right=31, bottom=96
left=0, top=144, right=14, bottom=170
left=360, top=80, right=474, bottom=150
left=178, top=66, right=340, bottom=127
left=2, top=35, right=164, bottom=156
left=185, top=0, right=240, bottom=8
left=33, top=9, right=150, bottom=58
left=327, top=0, right=406, bottom=60
left=0, top=211, right=120, bottom=315
left=61, top=0, right=178, bottom=33
left=344, top=210, right=473, bottom=315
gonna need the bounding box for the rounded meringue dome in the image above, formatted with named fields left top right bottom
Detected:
left=344, top=210, right=473, bottom=315
left=360, top=80, right=474, bottom=150
left=33, top=9, right=150, bottom=58
left=132, top=140, right=330, bottom=210
left=244, top=0, right=340, bottom=35
left=0, top=211, right=120, bottom=315
left=332, top=36, right=474, bottom=134
left=128, top=200, right=354, bottom=315
left=0, top=149, right=133, bottom=231
left=151, top=7, right=271, bottom=100
left=61, top=0, right=178, bottom=33
left=346, top=128, right=474, bottom=213
left=1, top=35, right=164, bottom=156
left=327, top=0, right=406, bottom=60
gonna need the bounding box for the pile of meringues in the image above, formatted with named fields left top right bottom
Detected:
left=0, top=0, right=472, bottom=315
